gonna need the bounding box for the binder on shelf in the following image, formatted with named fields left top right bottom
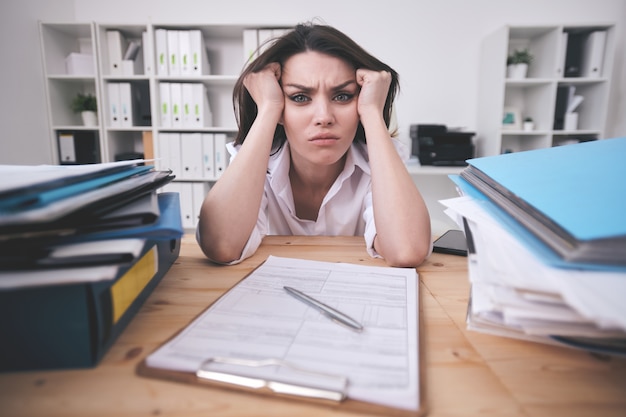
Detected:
left=189, top=29, right=210, bottom=76
left=142, top=131, right=154, bottom=161
left=57, top=131, right=100, bottom=165
left=180, top=133, right=203, bottom=180
left=168, top=133, right=182, bottom=178
left=107, top=82, right=121, bottom=127
left=134, top=82, right=152, bottom=127
left=557, top=32, right=568, bottom=77
left=159, top=82, right=171, bottom=128
left=564, top=31, right=584, bottom=78
left=156, top=132, right=170, bottom=172
left=167, top=30, right=180, bottom=77
left=170, top=82, right=183, bottom=128
left=257, top=29, right=275, bottom=55
left=243, top=29, right=258, bottom=66
left=191, top=83, right=212, bottom=128
left=58, top=133, right=77, bottom=164
left=178, top=30, right=191, bottom=76
left=119, top=82, right=135, bottom=128
left=191, top=182, right=208, bottom=228
left=155, top=28, right=168, bottom=76
left=106, top=30, right=127, bottom=75
left=581, top=30, right=606, bottom=78
left=137, top=255, right=424, bottom=417
left=181, top=83, right=193, bottom=127
left=179, top=182, right=194, bottom=229
left=142, top=31, right=153, bottom=75
left=214, top=133, right=227, bottom=178
left=201, top=133, right=215, bottom=179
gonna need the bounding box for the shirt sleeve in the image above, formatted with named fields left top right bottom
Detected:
left=362, top=190, right=382, bottom=259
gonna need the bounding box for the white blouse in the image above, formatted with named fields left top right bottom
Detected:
left=199, top=138, right=410, bottom=265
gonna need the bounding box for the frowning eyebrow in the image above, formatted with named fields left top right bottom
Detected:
left=283, top=80, right=357, bottom=92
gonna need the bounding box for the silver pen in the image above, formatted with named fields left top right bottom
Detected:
left=283, top=286, right=364, bottom=332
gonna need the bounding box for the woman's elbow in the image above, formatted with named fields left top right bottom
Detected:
left=383, top=244, right=430, bottom=268
left=198, top=235, right=242, bottom=265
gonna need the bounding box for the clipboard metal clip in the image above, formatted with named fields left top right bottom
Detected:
left=196, top=357, right=348, bottom=402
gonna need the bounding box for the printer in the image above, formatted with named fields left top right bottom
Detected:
left=410, top=124, right=475, bottom=166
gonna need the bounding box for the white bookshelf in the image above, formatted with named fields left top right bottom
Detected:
left=476, top=24, right=616, bottom=156
left=39, top=22, right=291, bottom=230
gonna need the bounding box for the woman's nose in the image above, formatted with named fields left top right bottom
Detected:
left=313, top=101, right=334, bottom=126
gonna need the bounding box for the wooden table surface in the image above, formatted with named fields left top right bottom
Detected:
left=1, top=235, right=625, bottom=416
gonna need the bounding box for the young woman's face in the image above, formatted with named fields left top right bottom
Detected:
left=280, top=51, right=359, bottom=168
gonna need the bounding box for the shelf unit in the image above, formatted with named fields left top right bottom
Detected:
left=39, top=22, right=102, bottom=164
left=477, top=24, right=616, bottom=156
left=40, top=22, right=291, bottom=230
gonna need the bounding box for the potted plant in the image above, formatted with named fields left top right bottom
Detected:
left=507, top=48, right=533, bottom=79
left=523, top=116, right=535, bottom=132
left=71, top=92, right=98, bottom=126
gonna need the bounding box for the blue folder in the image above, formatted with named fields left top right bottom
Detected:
left=453, top=137, right=626, bottom=269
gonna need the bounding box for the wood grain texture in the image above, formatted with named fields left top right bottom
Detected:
left=1, top=235, right=624, bottom=417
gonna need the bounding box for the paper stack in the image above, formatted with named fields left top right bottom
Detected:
left=0, top=160, right=184, bottom=371
left=441, top=137, right=626, bottom=356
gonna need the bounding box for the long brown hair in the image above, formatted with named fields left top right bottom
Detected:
left=233, top=22, right=399, bottom=149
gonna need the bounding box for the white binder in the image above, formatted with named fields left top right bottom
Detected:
left=191, top=182, right=209, bottom=228
left=181, top=83, right=193, bottom=128
left=170, top=82, right=183, bottom=128
left=142, top=31, right=153, bottom=75
left=242, top=29, right=259, bottom=67
left=106, top=30, right=126, bottom=75
left=107, top=82, right=121, bottom=127
left=180, top=133, right=203, bottom=180
left=178, top=30, right=191, bottom=76
left=156, top=132, right=170, bottom=172
left=159, top=82, right=171, bottom=128
left=201, top=133, right=215, bottom=180
left=214, top=133, right=227, bottom=178
left=179, top=182, right=195, bottom=229
left=155, top=29, right=168, bottom=76
left=582, top=30, right=606, bottom=78
left=189, top=30, right=210, bottom=76
left=167, top=30, right=180, bottom=76
left=191, top=83, right=212, bottom=128
left=168, top=132, right=182, bottom=178
left=119, top=82, right=134, bottom=128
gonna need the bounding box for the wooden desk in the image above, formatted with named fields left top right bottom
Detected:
left=1, top=236, right=625, bottom=416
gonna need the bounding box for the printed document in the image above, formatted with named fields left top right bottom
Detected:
left=145, top=255, right=420, bottom=411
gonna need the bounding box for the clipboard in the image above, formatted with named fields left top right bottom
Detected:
left=137, top=256, right=426, bottom=417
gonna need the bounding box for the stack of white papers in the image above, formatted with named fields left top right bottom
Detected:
left=440, top=194, right=626, bottom=355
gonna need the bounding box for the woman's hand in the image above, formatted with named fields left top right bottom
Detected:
left=243, top=62, right=284, bottom=115
left=356, top=69, right=391, bottom=118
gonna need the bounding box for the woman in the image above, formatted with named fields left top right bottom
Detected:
left=197, top=22, right=431, bottom=267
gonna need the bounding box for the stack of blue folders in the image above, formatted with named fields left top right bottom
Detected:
left=0, top=160, right=184, bottom=371
left=441, top=137, right=626, bottom=356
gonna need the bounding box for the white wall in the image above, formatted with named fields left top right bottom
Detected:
left=1, top=0, right=624, bottom=166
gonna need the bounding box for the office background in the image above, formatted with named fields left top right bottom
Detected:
left=1, top=0, right=624, bottom=165
left=0, top=0, right=624, bottom=234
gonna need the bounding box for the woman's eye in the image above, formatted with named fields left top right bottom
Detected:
left=334, top=93, right=354, bottom=102
left=290, top=94, right=309, bottom=103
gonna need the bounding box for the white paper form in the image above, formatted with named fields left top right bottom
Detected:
left=146, top=255, right=420, bottom=411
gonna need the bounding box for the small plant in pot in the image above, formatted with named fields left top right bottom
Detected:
left=523, top=116, right=535, bottom=132
left=507, top=49, right=533, bottom=79
left=71, top=93, right=98, bottom=126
